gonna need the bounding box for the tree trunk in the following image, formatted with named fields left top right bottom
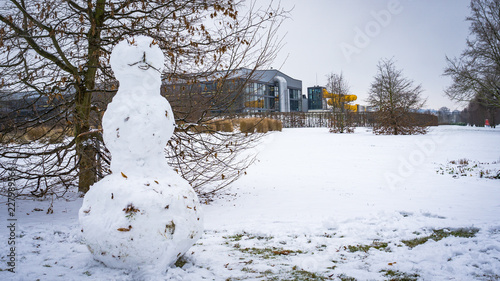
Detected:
left=489, top=107, right=496, bottom=128
left=76, top=0, right=106, bottom=193
left=75, top=86, right=97, bottom=193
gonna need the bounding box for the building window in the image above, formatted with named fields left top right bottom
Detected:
left=288, top=89, right=301, bottom=112
left=308, top=87, right=324, bottom=110
left=243, top=82, right=280, bottom=112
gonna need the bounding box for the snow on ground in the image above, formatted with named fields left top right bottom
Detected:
left=1, top=126, right=500, bottom=280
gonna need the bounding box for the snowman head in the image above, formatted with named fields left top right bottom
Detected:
left=110, top=36, right=165, bottom=82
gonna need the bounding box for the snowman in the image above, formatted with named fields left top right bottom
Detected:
left=79, top=36, right=203, bottom=275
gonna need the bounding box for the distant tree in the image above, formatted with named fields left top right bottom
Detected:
left=438, top=106, right=451, bottom=124
left=444, top=0, right=500, bottom=121
left=367, top=58, right=427, bottom=135
left=0, top=0, right=287, bottom=198
left=463, top=98, right=500, bottom=127
left=324, top=72, right=356, bottom=133
left=438, top=107, right=451, bottom=114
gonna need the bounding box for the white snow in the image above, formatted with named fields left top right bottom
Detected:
left=78, top=36, right=203, bottom=277
left=105, top=36, right=175, bottom=176
left=1, top=126, right=500, bottom=280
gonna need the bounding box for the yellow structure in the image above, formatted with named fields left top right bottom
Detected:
left=322, top=89, right=358, bottom=112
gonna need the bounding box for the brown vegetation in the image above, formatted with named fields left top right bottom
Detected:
left=239, top=118, right=257, bottom=134
left=237, top=118, right=282, bottom=134
left=1, top=126, right=72, bottom=144
left=214, top=120, right=234, bottom=133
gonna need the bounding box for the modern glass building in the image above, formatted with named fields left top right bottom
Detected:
left=164, top=68, right=303, bottom=114
left=242, top=69, right=303, bottom=113
left=307, top=86, right=327, bottom=111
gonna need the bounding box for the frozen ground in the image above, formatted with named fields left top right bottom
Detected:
left=1, top=126, right=499, bottom=280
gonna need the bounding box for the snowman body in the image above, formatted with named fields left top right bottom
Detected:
left=79, top=36, right=203, bottom=274
left=102, top=80, right=173, bottom=176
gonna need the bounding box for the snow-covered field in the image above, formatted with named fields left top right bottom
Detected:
left=1, top=126, right=499, bottom=280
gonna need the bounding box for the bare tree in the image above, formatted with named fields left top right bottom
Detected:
left=367, top=58, right=427, bottom=135
left=438, top=106, right=451, bottom=124
left=324, top=72, right=356, bottom=133
left=461, top=98, right=500, bottom=127
left=0, top=0, right=287, bottom=198
left=444, top=0, right=500, bottom=117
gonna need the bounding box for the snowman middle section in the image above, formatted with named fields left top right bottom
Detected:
left=103, top=83, right=175, bottom=177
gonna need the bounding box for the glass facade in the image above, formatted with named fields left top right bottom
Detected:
left=289, top=89, right=302, bottom=112
left=243, top=82, right=302, bottom=112
left=165, top=70, right=303, bottom=113
left=244, top=83, right=279, bottom=112
left=308, top=87, right=325, bottom=110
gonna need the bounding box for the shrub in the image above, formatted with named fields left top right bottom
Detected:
left=267, top=118, right=282, bottom=132
left=239, top=118, right=257, bottom=134
left=215, top=120, right=234, bottom=132
left=273, top=119, right=283, bottom=131
left=237, top=118, right=282, bottom=134
left=256, top=118, right=269, bottom=133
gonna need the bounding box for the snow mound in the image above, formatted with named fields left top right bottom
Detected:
left=79, top=173, right=202, bottom=272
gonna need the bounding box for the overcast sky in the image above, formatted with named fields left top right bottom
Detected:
left=270, top=0, right=472, bottom=110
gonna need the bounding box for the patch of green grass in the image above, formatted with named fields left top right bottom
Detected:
left=223, top=232, right=274, bottom=242
left=475, top=273, right=500, bottom=280
left=285, top=269, right=328, bottom=281
left=327, top=260, right=338, bottom=270
left=83, top=271, right=92, bottom=276
left=380, top=269, right=419, bottom=281
left=249, top=234, right=274, bottom=241
left=338, top=274, right=357, bottom=281
left=402, top=227, right=479, bottom=248
left=347, top=244, right=371, bottom=253
left=174, top=256, right=188, bottom=268
left=259, top=267, right=329, bottom=281
left=347, top=241, right=390, bottom=253
left=224, top=233, right=245, bottom=242
left=316, top=244, right=328, bottom=251
left=238, top=247, right=303, bottom=259
left=241, top=267, right=258, bottom=273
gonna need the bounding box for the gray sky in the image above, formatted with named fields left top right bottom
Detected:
left=272, top=0, right=472, bottom=110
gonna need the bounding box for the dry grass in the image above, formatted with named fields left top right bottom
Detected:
left=1, top=126, right=72, bottom=144
left=268, top=118, right=282, bottom=132
left=25, top=126, right=49, bottom=141
left=237, top=118, right=282, bottom=134
left=214, top=120, right=234, bottom=133
left=256, top=118, right=269, bottom=133
left=188, top=120, right=234, bottom=133
left=239, top=118, right=257, bottom=134
left=45, top=128, right=69, bottom=144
